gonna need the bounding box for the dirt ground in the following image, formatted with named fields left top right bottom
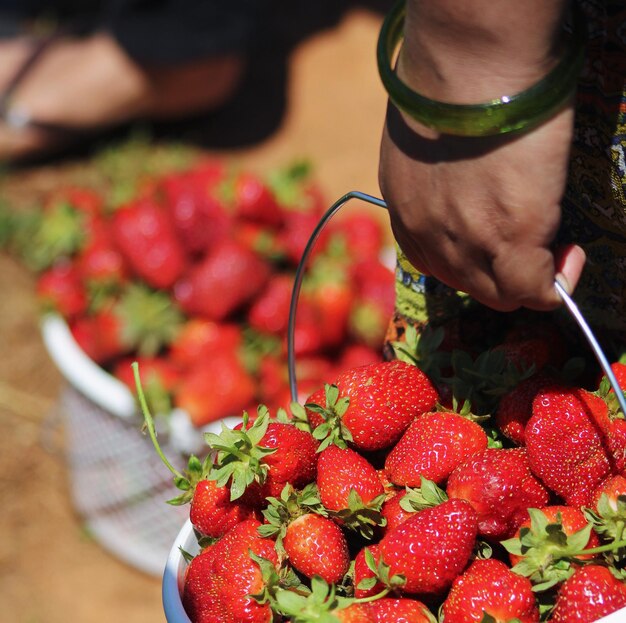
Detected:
left=0, top=6, right=391, bottom=622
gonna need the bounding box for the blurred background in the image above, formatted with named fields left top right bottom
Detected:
left=0, top=1, right=395, bottom=621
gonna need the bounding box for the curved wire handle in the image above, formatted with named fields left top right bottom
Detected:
left=286, top=193, right=626, bottom=416
left=287, top=191, right=386, bottom=402
left=554, top=280, right=626, bottom=414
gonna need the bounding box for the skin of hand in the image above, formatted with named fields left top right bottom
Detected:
left=378, top=0, right=587, bottom=312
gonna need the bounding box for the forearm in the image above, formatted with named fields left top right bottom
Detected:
left=401, top=0, right=570, bottom=104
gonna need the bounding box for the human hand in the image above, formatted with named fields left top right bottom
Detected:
left=379, top=102, right=586, bottom=312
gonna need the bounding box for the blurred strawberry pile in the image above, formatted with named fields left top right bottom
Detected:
left=1, top=153, right=395, bottom=429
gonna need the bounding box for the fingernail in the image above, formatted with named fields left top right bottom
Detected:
left=555, top=272, right=571, bottom=295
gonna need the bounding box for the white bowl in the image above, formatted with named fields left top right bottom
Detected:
left=40, top=312, right=241, bottom=455
left=162, top=518, right=626, bottom=623
left=163, top=519, right=196, bottom=623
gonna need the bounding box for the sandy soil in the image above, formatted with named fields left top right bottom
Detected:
left=0, top=6, right=391, bottom=622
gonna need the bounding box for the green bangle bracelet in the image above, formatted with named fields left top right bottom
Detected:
left=377, top=0, right=587, bottom=136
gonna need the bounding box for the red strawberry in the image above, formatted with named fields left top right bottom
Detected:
left=257, top=421, right=319, bottom=498
left=281, top=512, right=350, bottom=584
left=161, top=168, right=231, bottom=256
left=384, top=410, right=488, bottom=487
left=364, top=598, right=434, bottom=623
left=231, top=171, right=283, bottom=228
left=348, top=258, right=395, bottom=348
left=36, top=260, right=88, bottom=319
left=587, top=474, right=626, bottom=549
left=306, top=360, right=439, bottom=452
left=290, top=295, right=324, bottom=357
left=441, top=558, right=539, bottom=623
left=525, top=385, right=616, bottom=508
left=206, top=410, right=319, bottom=505
left=174, top=237, right=271, bottom=321
left=329, top=212, right=386, bottom=262
left=70, top=309, right=128, bottom=364
left=168, top=319, right=243, bottom=369
left=506, top=505, right=600, bottom=569
left=247, top=272, right=294, bottom=335
left=278, top=209, right=330, bottom=267
left=175, top=351, right=256, bottom=427
left=111, top=197, right=188, bottom=288
left=77, top=232, right=129, bottom=288
left=137, top=387, right=261, bottom=538
left=495, top=372, right=556, bottom=446
left=381, top=491, right=417, bottom=534
left=592, top=474, right=626, bottom=511
left=182, top=518, right=278, bottom=623
left=353, top=545, right=384, bottom=599
left=190, top=479, right=260, bottom=538
left=378, top=498, right=478, bottom=595
left=316, top=444, right=384, bottom=511
left=446, top=448, right=550, bottom=540
left=550, top=565, right=626, bottom=623
left=335, top=344, right=383, bottom=374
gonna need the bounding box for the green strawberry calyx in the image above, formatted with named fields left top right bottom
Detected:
left=205, top=406, right=277, bottom=501
left=304, top=384, right=353, bottom=451
left=329, top=488, right=387, bottom=540
left=258, top=483, right=328, bottom=554
left=398, top=476, right=448, bottom=514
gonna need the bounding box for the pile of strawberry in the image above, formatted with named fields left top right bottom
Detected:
left=143, top=313, right=626, bottom=623
left=3, top=158, right=394, bottom=427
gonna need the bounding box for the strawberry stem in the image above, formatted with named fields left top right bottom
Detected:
left=132, top=361, right=184, bottom=480
left=352, top=588, right=390, bottom=604
left=566, top=538, right=626, bottom=557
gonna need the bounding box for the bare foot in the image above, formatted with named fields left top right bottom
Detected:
left=0, top=32, right=244, bottom=161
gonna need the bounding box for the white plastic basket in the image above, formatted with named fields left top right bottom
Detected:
left=40, top=313, right=241, bottom=577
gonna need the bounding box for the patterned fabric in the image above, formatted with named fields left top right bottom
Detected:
left=393, top=0, right=626, bottom=357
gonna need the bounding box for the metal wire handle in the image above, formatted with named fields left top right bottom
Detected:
left=286, top=193, right=626, bottom=415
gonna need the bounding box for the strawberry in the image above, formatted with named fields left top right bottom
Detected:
left=381, top=491, right=417, bottom=534
left=190, top=478, right=261, bottom=538
left=335, top=344, right=383, bottom=374
left=502, top=506, right=601, bottom=590
left=316, top=444, right=385, bottom=536
left=378, top=498, right=478, bottom=595
left=282, top=512, right=349, bottom=583
left=260, top=484, right=349, bottom=584
left=353, top=544, right=384, bottom=598
left=175, top=351, right=256, bottom=427
left=206, top=408, right=319, bottom=503
left=278, top=209, right=330, bottom=267
left=446, top=448, right=550, bottom=540
left=182, top=518, right=278, bottom=623
left=550, top=565, right=626, bottom=623
left=111, top=196, right=188, bottom=288
left=231, top=170, right=283, bottom=228
left=70, top=308, right=128, bottom=364
left=494, top=372, right=556, bottom=446
left=384, top=409, right=489, bottom=487
left=168, top=319, right=243, bottom=369
left=247, top=272, right=294, bottom=335
left=328, top=211, right=386, bottom=263
left=271, top=578, right=372, bottom=623
left=364, top=598, right=435, bottom=623
left=136, top=373, right=261, bottom=538
left=305, top=360, right=439, bottom=452
left=76, top=230, right=129, bottom=289
left=348, top=258, right=396, bottom=349
left=160, top=165, right=231, bottom=256
left=525, top=385, right=616, bottom=508
left=290, top=295, right=324, bottom=357
left=585, top=475, right=626, bottom=564
left=36, top=260, right=88, bottom=320
left=173, top=237, right=271, bottom=321
left=441, top=558, right=539, bottom=623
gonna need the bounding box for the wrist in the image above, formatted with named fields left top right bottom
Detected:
left=401, top=0, right=570, bottom=104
